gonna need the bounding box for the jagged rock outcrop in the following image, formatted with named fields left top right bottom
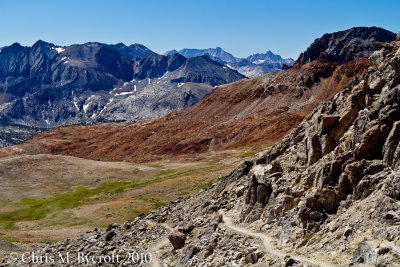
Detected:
left=168, top=231, right=187, bottom=249
left=232, top=37, right=400, bottom=265
left=296, top=26, right=396, bottom=65
left=132, top=53, right=186, bottom=79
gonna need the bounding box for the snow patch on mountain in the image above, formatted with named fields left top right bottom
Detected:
left=52, top=47, right=65, bottom=54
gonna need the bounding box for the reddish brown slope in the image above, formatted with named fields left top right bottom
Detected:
left=5, top=58, right=369, bottom=161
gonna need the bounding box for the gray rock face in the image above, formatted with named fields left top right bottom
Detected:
left=352, top=241, right=378, bottom=265
left=296, top=26, right=396, bottom=65
left=383, top=121, right=400, bottom=168
left=95, top=56, right=246, bottom=123
left=0, top=41, right=136, bottom=128
left=168, top=231, right=186, bottom=249
left=133, top=53, right=186, bottom=80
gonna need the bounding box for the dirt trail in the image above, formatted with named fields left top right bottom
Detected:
left=145, top=214, right=337, bottom=267
left=221, top=212, right=337, bottom=267
left=146, top=221, right=174, bottom=267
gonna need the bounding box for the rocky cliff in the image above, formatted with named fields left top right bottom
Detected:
left=3, top=38, right=400, bottom=266
left=296, top=26, right=396, bottom=65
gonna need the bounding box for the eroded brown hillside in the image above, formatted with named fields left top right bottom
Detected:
left=2, top=58, right=369, bottom=161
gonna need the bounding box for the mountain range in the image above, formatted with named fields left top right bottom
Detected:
left=166, top=47, right=295, bottom=78
left=0, top=41, right=244, bottom=130
left=9, top=27, right=395, bottom=162
left=0, top=41, right=296, bottom=147
left=0, top=26, right=395, bottom=150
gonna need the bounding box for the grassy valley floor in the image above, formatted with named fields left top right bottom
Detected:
left=0, top=146, right=266, bottom=258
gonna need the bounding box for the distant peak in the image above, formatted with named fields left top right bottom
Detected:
left=10, top=42, right=23, bottom=48
left=187, top=55, right=216, bottom=63
left=3, top=42, right=25, bottom=53
left=84, top=42, right=102, bottom=47
left=195, top=55, right=210, bottom=59
left=33, top=40, right=54, bottom=48
left=165, top=49, right=178, bottom=56
left=34, top=40, right=46, bottom=45
left=167, top=52, right=185, bottom=59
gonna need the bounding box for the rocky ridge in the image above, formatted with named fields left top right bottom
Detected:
left=296, top=26, right=396, bottom=65
left=3, top=38, right=400, bottom=266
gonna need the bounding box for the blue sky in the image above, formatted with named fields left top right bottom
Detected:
left=0, top=0, right=398, bottom=59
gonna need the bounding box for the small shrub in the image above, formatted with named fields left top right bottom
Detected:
left=307, top=233, right=314, bottom=241
left=336, top=232, right=343, bottom=239
left=316, top=235, right=324, bottom=244
left=240, top=152, right=255, bottom=158
left=0, top=236, right=18, bottom=242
